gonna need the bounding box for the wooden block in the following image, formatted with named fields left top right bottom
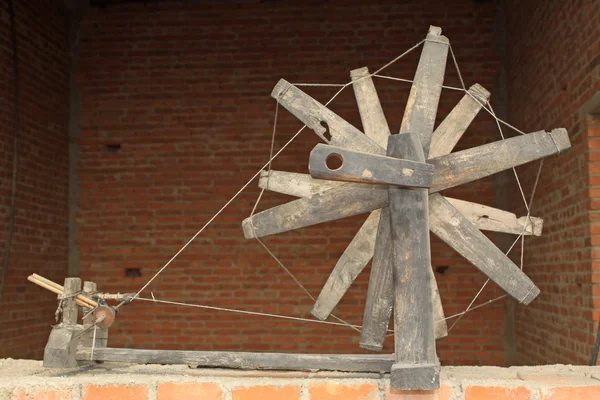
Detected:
left=429, top=128, right=571, bottom=193
left=429, top=193, right=540, bottom=304
left=428, top=83, right=491, bottom=159
left=387, top=133, right=438, bottom=389
left=390, top=363, right=440, bottom=390
left=350, top=66, right=391, bottom=148
left=271, top=79, right=385, bottom=155
left=43, top=325, right=83, bottom=368
left=81, top=281, right=108, bottom=348
left=311, top=210, right=380, bottom=320
left=399, top=26, right=449, bottom=157
left=309, top=144, right=434, bottom=188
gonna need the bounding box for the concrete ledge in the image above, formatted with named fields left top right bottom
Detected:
left=1, top=359, right=600, bottom=399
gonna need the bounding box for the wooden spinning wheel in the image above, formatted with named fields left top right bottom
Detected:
left=242, top=26, right=571, bottom=389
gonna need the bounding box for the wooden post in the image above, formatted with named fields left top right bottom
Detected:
left=81, top=281, right=108, bottom=349
left=43, top=277, right=83, bottom=368
left=387, top=133, right=438, bottom=390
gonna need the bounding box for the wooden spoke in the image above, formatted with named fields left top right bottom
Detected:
left=429, top=83, right=491, bottom=159
left=429, top=193, right=540, bottom=304
left=309, top=144, right=434, bottom=188
left=271, top=79, right=385, bottom=155
left=430, top=128, right=570, bottom=193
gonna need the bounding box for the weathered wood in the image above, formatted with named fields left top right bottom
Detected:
left=359, top=206, right=394, bottom=351
left=350, top=66, right=390, bottom=148
left=309, top=144, right=434, bottom=188
left=387, top=133, right=438, bottom=389
left=271, top=79, right=385, bottom=155
left=445, top=197, right=543, bottom=236
left=429, top=193, right=540, bottom=304
left=242, top=184, right=388, bottom=239
left=399, top=26, right=449, bottom=158
left=62, top=277, right=81, bottom=325
left=429, top=128, right=571, bottom=193
left=428, top=83, right=491, bottom=159
left=311, top=210, right=380, bottom=320
left=258, top=170, right=355, bottom=198
left=77, top=348, right=395, bottom=372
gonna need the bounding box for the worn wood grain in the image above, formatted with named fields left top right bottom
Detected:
left=359, top=206, right=394, bottom=351
left=429, top=193, right=540, bottom=304
left=429, top=128, right=571, bottom=193
left=311, top=210, right=381, bottom=320
left=387, top=133, right=438, bottom=389
left=77, top=348, right=395, bottom=372
left=399, top=26, right=449, bottom=158
left=271, top=79, right=385, bottom=155
left=428, top=83, right=491, bottom=159
left=350, top=66, right=390, bottom=148
left=242, top=184, right=388, bottom=239
left=309, top=144, right=434, bottom=188
left=446, top=197, right=543, bottom=236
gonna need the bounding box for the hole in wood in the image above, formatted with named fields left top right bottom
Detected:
left=320, top=121, right=332, bottom=142
left=326, top=153, right=344, bottom=171
left=435, top=266, right=449, bottom=275
left=106, top=143, right=121, bottom=153
left=125, top=268, right=142, bottom=278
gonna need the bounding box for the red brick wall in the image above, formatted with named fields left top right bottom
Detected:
left=0, top=0, right=70, bottom=359
left=505, top=0, right=600, bottom=364
left=76, top=0, right=512, bottom=364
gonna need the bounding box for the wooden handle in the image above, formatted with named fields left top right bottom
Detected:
left=27, top=275, right=94, bottom=309
left=32, top=273, right=98, bottom=308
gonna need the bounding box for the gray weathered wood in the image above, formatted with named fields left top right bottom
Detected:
left=350, top=66, right=391, bottom=148
left=429, top=193, right=540, bottom=304
left=77, top=348, right=394, bottom=372
left=399, top=26, right=449, bottom=158
left=387, top=133, right=438, bottom=390
left=359, top=206, right=394, bottom=351
left=271, top=79, right=385, bottom=155
left=62, top=277, right=81, bottom=325
left=428, top=83, right=491, bottom=159
left=430, top=128, right=570, bottom=193
left=309, top=144, right=434, bottom=188
left=445, top=197, right=543, bottom=236
left=242, top=184, right=388, bottom=239
left=311, top=210, right=380, bottom=320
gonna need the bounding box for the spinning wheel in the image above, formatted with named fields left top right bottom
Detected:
left=242, top=26, right=570, bottom=389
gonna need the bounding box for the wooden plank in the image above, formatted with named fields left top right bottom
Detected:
left=387, top=133, right=438, bottom=390
left=271, top=79, right=385, bottom=155
left=258, top=171, right=543, bottom=237
left=77, top=348, right=395, bottom=373
left=428, top=83, right=491, bottom=159
left=311, top=210, right=380, bottom=320
left=429, top=193, right=540, bottom=304
left=445, top=197, right=543, bottom=236
left=429, top=128, right=570, bottom=193
left=350, top=66, right=391, bottom=148
left=62, top=277, right=81, bottom=325
left=309, top=144, right=434, bottom=188
left=359, top=206, right=394, bottom=351
left=399, top=26, right=449, bottom=158
left=242, top=184, right=388, bottom=239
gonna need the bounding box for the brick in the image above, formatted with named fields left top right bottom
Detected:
left=82, top=384, right=148, bottom=400
left=232, top=385, right=301, bottom=400
left=11, top=388, right=73, bottom=400
left=309, top=383, right=379, bottom=399
left=385, top=384, right=452, bottom=400
left=540, top=386, right=600, bottom=400
left=157, top=383, right=223, bottom=400
left=464, top=385, right=531, bottom=400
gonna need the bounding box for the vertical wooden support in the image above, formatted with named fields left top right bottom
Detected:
left=388, top=133, right=438, bottom=390
left=81, top=281, right=108, bottom=349
left=43, top=277, right=83, bottom=368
